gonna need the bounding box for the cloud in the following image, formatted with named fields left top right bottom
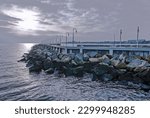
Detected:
left=0, top=0, right=120, bottom=37
left=0, top=4, right=64, bottom=35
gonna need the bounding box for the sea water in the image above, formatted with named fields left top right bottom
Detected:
left=0, top=43, right=149, bottom=101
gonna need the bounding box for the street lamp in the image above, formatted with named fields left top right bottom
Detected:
left=59, top=35, right=63, bottom=45
left=120, top=29, right=122, bottom=47
left=114, top=34, right=116, bottom=47
left=72, top=28, right=77, bottom=47
left=137, top=26, right=140, bottom=48
left=66, top=32, right=69, bottom=47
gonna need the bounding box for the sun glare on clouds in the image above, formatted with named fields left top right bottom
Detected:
left=1, top=5, right=55, bottom=35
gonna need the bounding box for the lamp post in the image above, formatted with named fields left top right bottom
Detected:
left=114, top=34, right=116, bottom=47
left=137, top=26, right=140, bottom=48
left=72, top=28, right=77, bottom=47
left=56, top=35, right=59, bottom=44
left=120, top=29, right=122, bottom=47
left=66, top=32, right=69, bottom=47
left=59, top=35, right=63, bottom=45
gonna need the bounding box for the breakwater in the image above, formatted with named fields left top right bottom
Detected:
left=20, top=44, right=150, bottom=92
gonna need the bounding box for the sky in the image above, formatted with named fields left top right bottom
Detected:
left=0, top=0, right=150, bottom=43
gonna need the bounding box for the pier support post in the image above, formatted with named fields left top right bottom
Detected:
left=80, top=48, right=83, bottom=54
left=64, top=48, right=67, bottom=54
left=70, top=50, right=72, bottom=54
left=109, top=49, right=113, bottom=55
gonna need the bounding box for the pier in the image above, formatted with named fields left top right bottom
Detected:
left=49, top=42, right=150, bottom=56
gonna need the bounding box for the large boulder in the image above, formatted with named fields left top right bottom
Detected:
left=43, top=58, right=53, bottom=70
left=61, top=54, right=72, bottom=63
left=45, top=68, right=54, bottom=74
left=74, top=53, right=84, bottom=64
left=87, top=51, right=97, bottom=58
left=112, top=60, right=127, bottom=69
left=127, top=59, right=143, bottom=68
left=29, top=61, right=43, bottom=73
left=119, top=53, right=127, bottom=63
left=101, top=74, right=113, bottom=81
left=92, top=64, right=118, bottom=81
left=89, top=58, right=100, bottom=63
left=73, top=66, right=84, bottom=77
left=138, top=69, right=150, bottom=84
left=98, top=55, right=111, bottom=65
left=83, top=53, right=90, bottom=61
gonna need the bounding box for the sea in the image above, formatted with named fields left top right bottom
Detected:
left=0, top=43, right=150, bottom=101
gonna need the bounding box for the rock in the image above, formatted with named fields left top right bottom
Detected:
left=127, top=59, right=143, bottom=68
left=101, top=74, right=113, bottom=81
left=89, top=58, right=99, bottom=63
left=17, top=57, right=26, bottom=62
left=87, top=51, right=97, bottom=58
left=43, top=58, right=53, bottom=70
left=73, top=66, right=84, bottom=77
left=139, top=69, right=150, bottom=83
left=111, top=54, right=119, bottom=61
left=83, top=53, right=90, bottom=61
left=29, top=64, right=42, bottom=73
left=106, top=54, right=113, bottom=59
left=98, top=55, right=110, bottom=65
left=62, top=66, right=74, bottom=77
left=71, top=60, right=78, bottom=66
left=95, top=53, right=102, bottom=58
left=58, top=53, right=64, bottom=59
left=83, top=62, right=95, bottom=73
left=92, top=64, right=117, bottom=80
left=26, top=60, right=34, bottom=67
left=134, top=67, right=147, bottom=73
left=119, top=53, right=127, bottom=63
left=139, top=60, right=150, bottom=67
left=61, top=55, right=72, bottom=63
left=125, top=56, right=137, bottom=64
left=146, top=55, right=150, bottom=63
left=74, top=53, right=84, bottom=64
left=45, top=68, right=54, bottom=74
left=92, top=64, right=109, bottom=76
left=128, top=82, right=150, bottom=92
left=113, top=60, right=127, bottom=69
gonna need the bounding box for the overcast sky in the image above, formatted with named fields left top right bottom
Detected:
left=0, top=0, right=150, bottom=43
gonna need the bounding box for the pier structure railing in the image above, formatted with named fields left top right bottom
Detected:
left=49, top=42, right=150, bottom=56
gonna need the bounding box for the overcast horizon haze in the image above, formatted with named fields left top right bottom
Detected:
left=0, top=0, right=150, bottom=43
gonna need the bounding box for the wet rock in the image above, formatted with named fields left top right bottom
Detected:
left=62, top=66, right=73, bottom=77
left=18, top=57, right=26, bottom=62
left=83, top=53, right=90, bottom=61
left=138, top=60, right=150, bottom=67
left=87, top=51, right=97, bottom=58
left=89, top=58, right=99, bottom=63
left=43, top=58, right=54, bottom=70
left=127, top=59, right=143, bottom=68
left=113, top=61, right=127, bottom=69
left=127, top=82, right=150, bottom=92
left=106, top=54, right=113, bottom=59
left=139, top=69, right=150, bottom=83
left=92, top=64, right=118, bottom=80
left=119, top=53, right=127, bottom=63
left=101, top=74, right=113, bottom=81
left=45, top=68, right=54, bottom=74
left=73, top=66, right=84, bottom=77
left=134, top=66, right=148, bottom=73
left=74, top=53, right=84, bottom=64
left=61, top=54, right=72, bottom=63
left=95, top=53, right=102, bottom=58
left=29, top=63, right=42, bottom=73
left=98, top=55, right=111, bottom=65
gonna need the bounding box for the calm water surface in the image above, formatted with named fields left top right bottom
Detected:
left=0, top=43, right=150, bottom=101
